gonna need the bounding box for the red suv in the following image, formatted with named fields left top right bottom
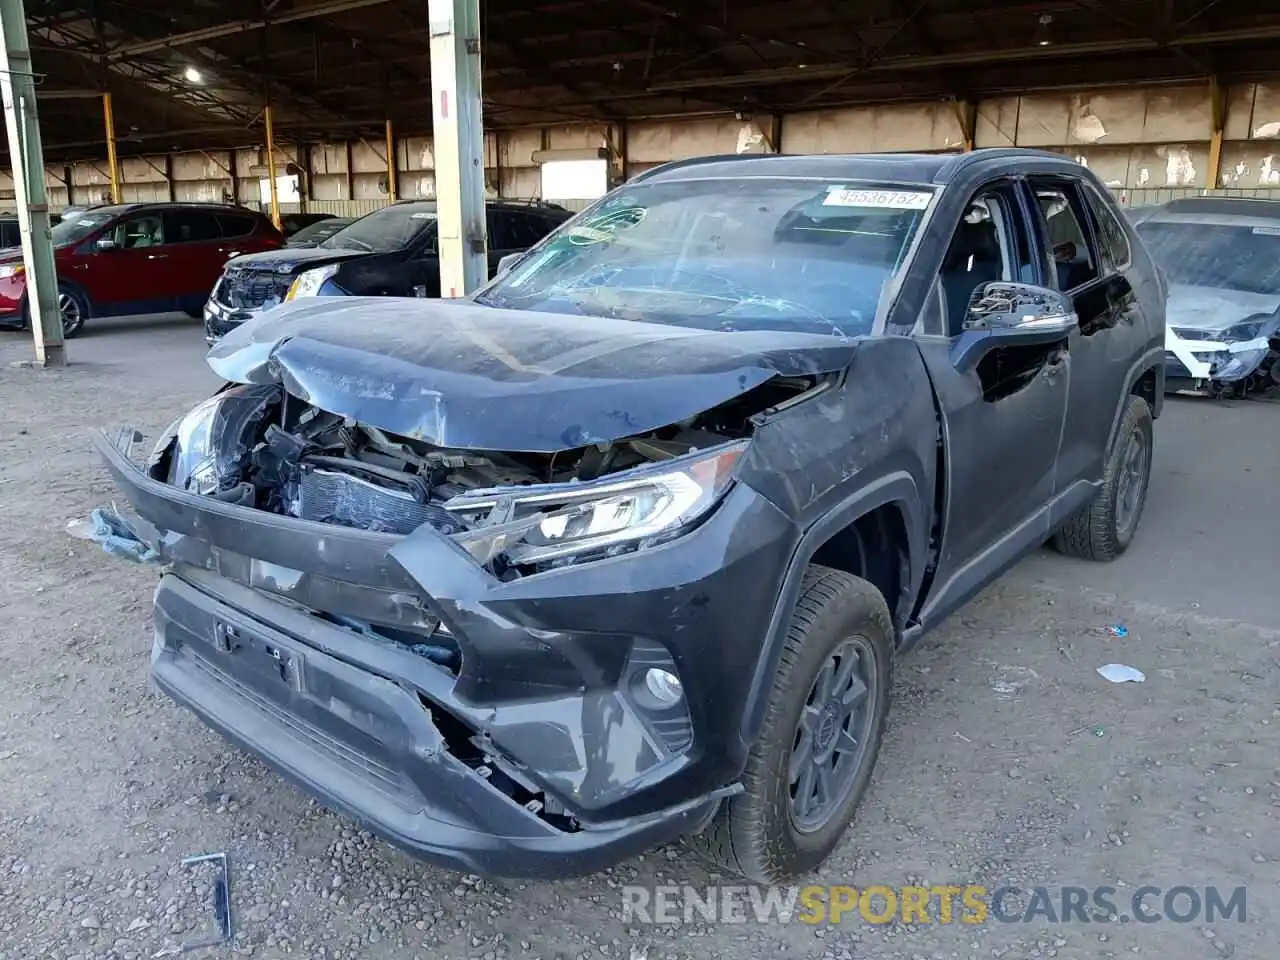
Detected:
left=0, top=203, right=282, bottom=338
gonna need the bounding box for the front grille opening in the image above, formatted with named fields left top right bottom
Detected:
left=218, top=268, right=293, bottom=309
left=419, top=692, right=580, bottom=833
left=314, top=611, right=461, bottom=677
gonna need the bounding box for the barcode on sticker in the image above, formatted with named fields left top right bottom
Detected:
left=823, top=188, right=932, bottom=210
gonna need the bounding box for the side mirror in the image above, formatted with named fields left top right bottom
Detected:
left=951, top=282, right=1077, bottom=373
left=496, top=252, right=524, bottom=276
left=94, top=237, right=118, bottom=252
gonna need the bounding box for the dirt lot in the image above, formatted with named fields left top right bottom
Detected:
left=1, top=316, right=1277, bottom=960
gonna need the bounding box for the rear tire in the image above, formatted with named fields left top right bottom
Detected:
left=1053, top=394, right=1153, bottom=561
left=57, top=284, right=89, bottom=338
left=688, top=565, right=894, bottom=882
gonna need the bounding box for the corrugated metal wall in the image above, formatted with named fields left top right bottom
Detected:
left=7, top=80, right=1280, bottom=215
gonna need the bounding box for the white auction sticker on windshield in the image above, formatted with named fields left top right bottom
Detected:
left=823, top=188, right=932, bottom=209
left=1251, top=225, right=1280, bottom=236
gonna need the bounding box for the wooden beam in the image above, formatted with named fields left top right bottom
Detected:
left=106, top=0, right=394, bottom=60
left=951, top=97, right=977, bottom=151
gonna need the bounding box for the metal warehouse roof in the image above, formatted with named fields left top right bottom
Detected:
left=19, top=0, right=1280, bottom=160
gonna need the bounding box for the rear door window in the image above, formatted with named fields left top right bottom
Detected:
left=1081, top=184, right=1131, bottom=273
left=163, top=210, right=222, bottom=244
left=487, top=210, right=522, bottom=251
left=1028, top=181, right=1100, bottom=291
left=216, top=213, right=258, bottom=239
left=512, top=212, right=555, bottom=247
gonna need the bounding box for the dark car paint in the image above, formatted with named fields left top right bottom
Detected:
left=204, top=203, right=571, bottom=342
left=206, top=296, right=866, bottom=452
left=95, top=149, right=1165, bottom=879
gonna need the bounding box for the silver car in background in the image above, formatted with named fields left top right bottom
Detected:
left=1132, top=197, right=1280, bottom=398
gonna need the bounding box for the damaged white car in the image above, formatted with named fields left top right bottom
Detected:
left=1134, top=197, right=1280, bottom=398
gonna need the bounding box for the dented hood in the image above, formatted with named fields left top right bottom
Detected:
left=1167, top=283, right=1280, bottom=333
left=205, top=296, right=861, bottom=452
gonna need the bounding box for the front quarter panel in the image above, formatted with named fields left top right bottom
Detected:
left=737, top=335, right=938, bottom=738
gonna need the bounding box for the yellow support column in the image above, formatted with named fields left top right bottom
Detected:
left=385, top=118, right=397, bottom=201
left=102, top=92, right=122, bottom=203
left=264, top=104, right=281, bottom=231
left=1206, top=77, right=1225, bottom=191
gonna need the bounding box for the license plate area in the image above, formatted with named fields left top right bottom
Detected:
left=212, top=618, right=305, bottom=695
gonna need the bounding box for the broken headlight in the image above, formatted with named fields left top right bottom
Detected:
left=160, top=385, right=280, bottom=493
left=446, top=440, right=749, bottom=566
left=1211, top=346, right=1270, bottom=382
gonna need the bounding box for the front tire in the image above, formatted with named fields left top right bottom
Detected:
left=1053, top=394, right=1153, bottom=561
left=689, top=565, right=894, bottom=882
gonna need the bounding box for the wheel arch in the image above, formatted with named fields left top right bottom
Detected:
left=740, top=472, right=926, bottom=745
left=1106, top=348, right=1163, bottom=456
left=54, top=276, right=94, bottom=315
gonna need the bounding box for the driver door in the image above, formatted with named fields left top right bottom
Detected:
left=911, top=180, right=1073, bottom=626
left=72, top=212, right=174, bottom=314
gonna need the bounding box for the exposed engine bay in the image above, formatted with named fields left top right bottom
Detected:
left=149, top=375, right=821, bottom=577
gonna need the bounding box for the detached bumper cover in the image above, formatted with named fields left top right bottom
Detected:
left=94, top=427, right=796, bottom=877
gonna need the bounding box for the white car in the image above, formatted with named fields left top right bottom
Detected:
left=1133, top=198, right=1280, bottom=397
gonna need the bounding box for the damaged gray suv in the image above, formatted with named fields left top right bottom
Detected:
left=95, top=149, right=1165, bottom=882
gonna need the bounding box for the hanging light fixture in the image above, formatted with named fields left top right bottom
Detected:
left=1035, top=14, right=1054, bottom=46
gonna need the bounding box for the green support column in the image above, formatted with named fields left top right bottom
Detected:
left=0, top=0, right=65, bottom=365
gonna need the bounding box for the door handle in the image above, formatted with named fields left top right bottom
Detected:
left=146, top=253, right=169, bottom=260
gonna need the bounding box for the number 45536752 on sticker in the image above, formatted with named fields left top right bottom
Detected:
left=823, top=188, right=933, bottom=210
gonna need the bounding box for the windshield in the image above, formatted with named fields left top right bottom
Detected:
left=288, top=219, right=351, bottom=246
left=320, top=205, right=436, bottom=253
left=51, top=211, right=117, bottom=249
left=477, top=178, right=932, bottom=337
left=1136, top=220, right=1280, bottom=296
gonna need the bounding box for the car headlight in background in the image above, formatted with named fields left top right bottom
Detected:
left=1220, top=317, right=1267, bottom=342
left=0, top=263, right=25, bottom=280
left=446, top=440, right=749, bottom=566
left=285, top=263, right=340, bottom=301
left=1210, top=346, right=1271, bottom=382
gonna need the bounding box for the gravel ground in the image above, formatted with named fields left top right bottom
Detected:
left=1, top=316, right=1277, bottom=960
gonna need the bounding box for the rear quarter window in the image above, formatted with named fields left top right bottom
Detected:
left=217, top=214, right=259, bottom=239
left=1083, top=184, right=1132, bottom=272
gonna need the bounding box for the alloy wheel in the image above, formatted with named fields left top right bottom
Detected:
left=788, top=636, right=878, bottom=833
left=1114, top=429, right=1148, bottom=540
left=57, top=292, right=82, bottom=334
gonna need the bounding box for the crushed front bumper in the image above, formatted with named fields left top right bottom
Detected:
left=94, top=427, right=796, bottom=877
left=1164, top=329, right=1279, bottom=396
